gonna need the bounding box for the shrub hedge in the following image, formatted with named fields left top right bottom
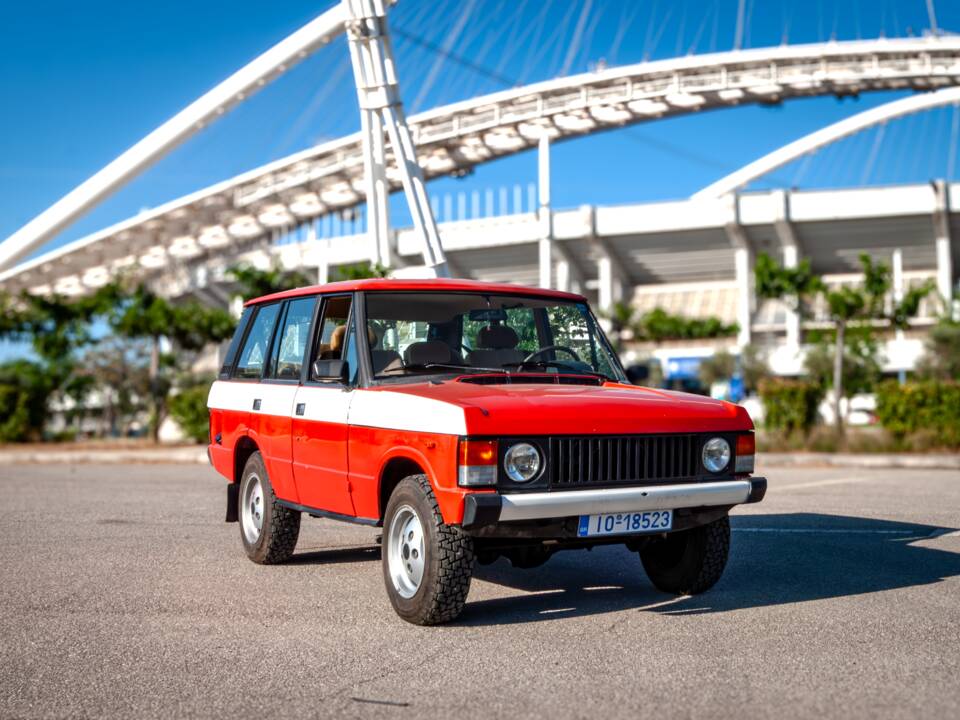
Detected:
left=758, top=378, right=824, bottom=436
left=875, top=380, right=960, bottom=447
left=0, top=360, right=55, bottom=443
left=168, top=381, right=213, bottom=444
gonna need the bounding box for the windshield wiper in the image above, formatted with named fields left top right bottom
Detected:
left=503, top=360, right=615, bottom=382
left=378, top=363, right=508, bottom=377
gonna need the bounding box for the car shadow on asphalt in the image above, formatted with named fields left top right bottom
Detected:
left=455, top=513, right=960, bottom=626
left=287, top=544, right=381, bottom=565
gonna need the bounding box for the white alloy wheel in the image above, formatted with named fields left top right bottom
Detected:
left=387, top=504, right=426, bottom=598
left=240, top=473, right=264, bottom=545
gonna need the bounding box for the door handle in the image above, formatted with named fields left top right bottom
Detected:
left=252, top=399, right=261, bottom=411
left=295, top=403, right=306, bottom=416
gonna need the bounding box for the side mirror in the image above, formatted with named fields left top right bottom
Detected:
left=312, top=359, right=348, bottom=383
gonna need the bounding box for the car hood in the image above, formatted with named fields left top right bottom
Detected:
left=371, top=378, right=753, bottom=436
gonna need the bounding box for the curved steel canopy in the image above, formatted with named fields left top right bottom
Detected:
left=5, top=36, right=960, bottom=295
left=693, top=85, right=960, bottom=199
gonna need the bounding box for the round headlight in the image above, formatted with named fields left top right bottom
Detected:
left=702, top=437, right=731, bottom=473
left=504, top=443, right=541, bottom=483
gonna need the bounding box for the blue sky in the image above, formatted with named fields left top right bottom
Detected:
left=1, top=0, right=959, bottom=256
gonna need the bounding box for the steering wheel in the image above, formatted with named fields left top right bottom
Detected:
left=522, top=345, right=583, bottom=364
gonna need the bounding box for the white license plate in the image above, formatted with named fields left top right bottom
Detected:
left=577, top=510, right=673, bottom=537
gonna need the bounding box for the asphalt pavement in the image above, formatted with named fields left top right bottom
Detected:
left=1, top=461, right=959, bottom=719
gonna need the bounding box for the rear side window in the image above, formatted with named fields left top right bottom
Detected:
left=220, top=307, right=253, bottom=378
left=266, top=297, right=316, bottom=380
left=234, top=303, right=281, bottom=379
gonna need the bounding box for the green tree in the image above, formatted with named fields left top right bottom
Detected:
left=633, top=308, right=738, bottom=343
left=227, top=262, right=314, bottom=300
left=10, top=283, right=123, bottom=372
left=168, top=375, right=216, bottom=443
left=804, top=326, right=882, bottom=399
left=602, top=301, right=636, bottom=352
left=0, top=360, right=56, bottom=442
left=111, top=285, right=235, bottom=442
left=916, top=319, right=960, bottom=380
left=331, top=261, right=390, bottom=281
left=698, top=350, right=736, bottom=389
left=0, top=284, right=124, bottom=440
left=740, top=344, right=771, bottom=393
left=0, top=282, right=233, bottom=442
left=81, top=337, right=152, bottom=437
left=756, top=252, right=933, bottom=435
left=697, top=346, right=770, bottom=395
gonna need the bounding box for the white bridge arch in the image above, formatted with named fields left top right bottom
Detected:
left=4, top=36, right=960, bottom=295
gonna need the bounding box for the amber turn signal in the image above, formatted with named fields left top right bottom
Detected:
left=458, top=439, right=498, bottom=486
left=735, top=433, right=756, bottom=474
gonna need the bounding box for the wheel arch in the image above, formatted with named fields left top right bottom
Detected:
left=224, top=435, right=260, bottom=524
left=233, top=435, right=260, bottom=484
left=378, top=453, right=429, bottom=522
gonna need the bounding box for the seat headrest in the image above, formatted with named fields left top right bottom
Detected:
left=371, top=349, right=402, bottom=374
left=329, top=324, right=347, bottom=352
left=478, top=324, right=519, bottom=349
left=329, top=323, right=377, bottom=352
left=404, top=340, right=452, bottom=366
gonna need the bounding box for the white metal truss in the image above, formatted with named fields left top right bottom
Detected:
left=345, top=0, right=447, bottom=276
left=5, top=36, right=960, bottom=295
left=0, top=0, right=446, bottom=287
left=693, top=85, right=960, bottom=199
left=0, top=4, right=350, bottom=273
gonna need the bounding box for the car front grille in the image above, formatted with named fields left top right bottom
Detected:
left=547, top=434, right=702, bottom=487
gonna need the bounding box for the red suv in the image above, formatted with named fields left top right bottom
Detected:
left=207, top=279, right=765, bottom=624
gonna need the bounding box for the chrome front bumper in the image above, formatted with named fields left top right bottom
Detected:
left=461, top=478, right=766, bottom=528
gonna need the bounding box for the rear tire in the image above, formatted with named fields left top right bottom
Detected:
left=639, top=515, right=730, bottom=595
left=382, top=474, right=474, bottom=625
left=238, top=452, right=300, bottom=564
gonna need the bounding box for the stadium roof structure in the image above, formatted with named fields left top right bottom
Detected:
left=3, top=36, right=960, bottom=298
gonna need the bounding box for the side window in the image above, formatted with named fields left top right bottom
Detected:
left=343, top=323, right=360, bottom=384
left=234, top=303, right=282, bottom=380
left=311, top=295, right=353, bottom=380
left=220, top=307, right=253, bottom=377
left=266, top=297, right=316, bottom=380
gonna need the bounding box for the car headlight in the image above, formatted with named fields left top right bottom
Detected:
left=702, top=437, right=731, bottom=473
left=504, top=442, right=541, bottom=482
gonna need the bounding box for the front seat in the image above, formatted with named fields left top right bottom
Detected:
left=404, top=340, right=454, bottom=366
left=369, top=325, right=402, bottom=374
left=468, top=323, right=525, bottom=368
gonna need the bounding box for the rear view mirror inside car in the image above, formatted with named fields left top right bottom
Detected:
left=468, top=308, right=508, bottom=322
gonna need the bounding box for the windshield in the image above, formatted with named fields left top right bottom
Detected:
left=364, top=292, right=625, bottom=382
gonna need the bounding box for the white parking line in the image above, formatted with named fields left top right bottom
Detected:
left=636, top=596, right=690, bottom=611
left=733, top=528, right=914, bottom=534
left=734, top=527, right=959, bottom=537
left=924, top=529, right=960, bottom=539
left=774, top=477, right=868, bottom=491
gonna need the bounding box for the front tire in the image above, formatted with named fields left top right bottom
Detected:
left=238, top=452, right=300, bottom=564
left=639, top=515, right=730, bottom=595
left=382, top=475, right=474, bottom=625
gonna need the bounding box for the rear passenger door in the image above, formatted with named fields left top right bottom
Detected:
left=291, top=295, right=358, bottom=516
left=252, top=296, right=317, bottom=504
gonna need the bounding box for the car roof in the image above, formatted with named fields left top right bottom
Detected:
left=244, top=278, right=588, bottom=307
